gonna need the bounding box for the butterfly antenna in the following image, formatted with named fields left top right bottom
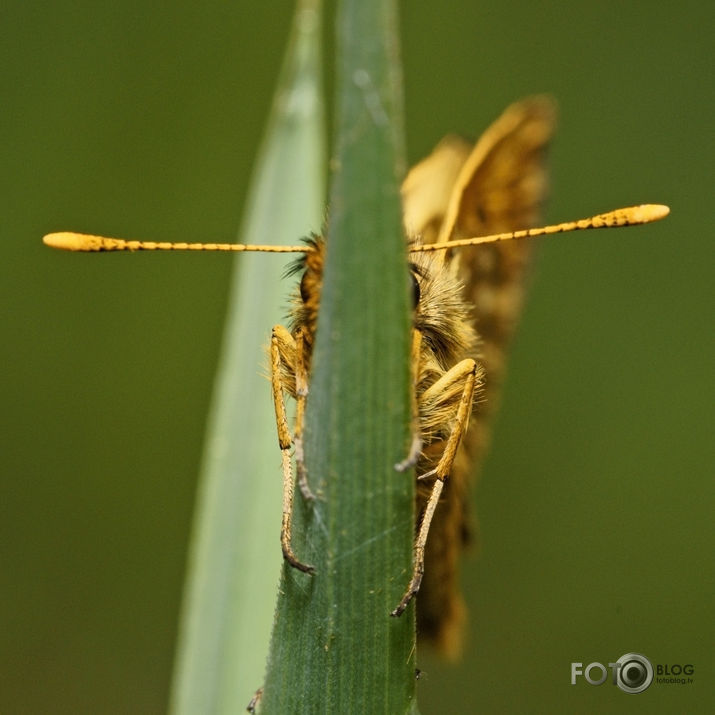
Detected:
left=42, top=232, right=312, bottom=254
left=411, top=204, right=669, bottom=252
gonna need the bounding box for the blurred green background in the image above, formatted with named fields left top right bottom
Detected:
left=2, top=1, right=712, bottom=713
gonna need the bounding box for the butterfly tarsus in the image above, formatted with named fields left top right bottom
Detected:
left=292, top=327, right=317, bottom=502
left=394, top=433, right=423, bottom=473
left=392, top=358, right=478, bottom=617
left=294, top=438, right=316, bottom=502
left=246, top=687, right=263, bottom=713
left=272, top=326, right=315, bottom=575
left=394, top=330, right=424, bottom=472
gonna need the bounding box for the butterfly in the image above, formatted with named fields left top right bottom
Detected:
left=43, top=96, right=668, bottom=660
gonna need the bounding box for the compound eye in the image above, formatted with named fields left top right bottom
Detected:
left=410, top=271, right=420, bottom=308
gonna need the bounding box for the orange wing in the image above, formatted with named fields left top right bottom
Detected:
left=402, top=96, right=557, bottom=657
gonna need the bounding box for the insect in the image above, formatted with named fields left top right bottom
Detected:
left=43, top=97, right=669, bottom=659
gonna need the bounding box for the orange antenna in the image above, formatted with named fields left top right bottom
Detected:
left=410, top=204, right=670, bottom=252
left=42, top=232, right=310, bottom=254
left=43, top=204, right=669, bottom=255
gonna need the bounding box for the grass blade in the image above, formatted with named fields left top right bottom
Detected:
left=169, top=3, right=325, bottom=712
left=261, top=0, right=415, bottom=712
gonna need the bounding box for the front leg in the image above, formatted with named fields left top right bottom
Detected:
left=271, top=325, right=314, bottom=574
left=395, top=329, right=424, bottom=472
left=291, top=326, right=315, bottom=501
left=391, top=358, right=479, bottom=616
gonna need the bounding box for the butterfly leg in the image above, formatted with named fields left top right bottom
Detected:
left=395, top=330, right=424, bottom=472
left=271, top=325, right=314, bottom=574
left=246, top=687, right=263, bottom=713
left=291, top=326, right=315, bottom=501
left=391, top=357, right=479, bottom=617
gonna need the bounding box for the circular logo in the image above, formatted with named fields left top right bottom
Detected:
left=615, top=653, right=653, bottom=693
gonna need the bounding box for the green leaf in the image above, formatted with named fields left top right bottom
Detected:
left=169, top=2, right=325, bottom=713
left=261, top=1, right=415, bottom=712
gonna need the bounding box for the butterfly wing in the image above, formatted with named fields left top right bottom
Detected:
left=402, top=96, right=557, bottom=657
